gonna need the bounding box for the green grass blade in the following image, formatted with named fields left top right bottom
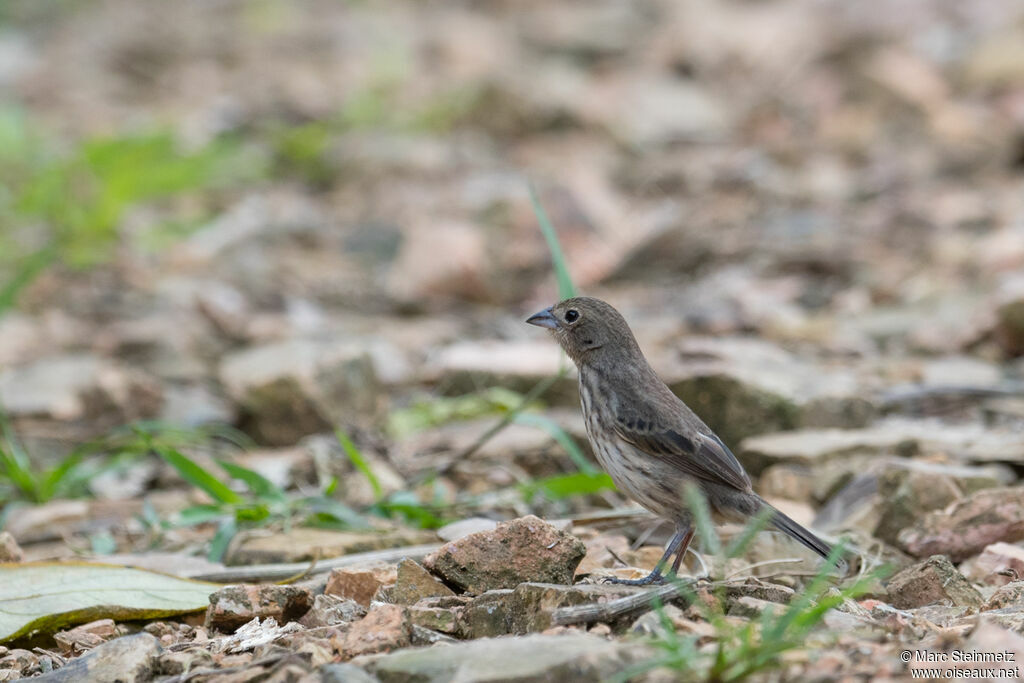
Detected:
left=40, top=452, right=85, bottom=502
left=522, top=471, right=615, bottom=500
left=373, top=491, right=446, bottom=529
left=0, top=419, right=40, bottom=502
left=0, top=247, right=56, bottom=315
left=723, top=506, right=774, bottom=559
left=305, top=496, right=370, bottom=530
left=682, top=482, right=721, bottom=556
left=763, top=539, right=849, bottom=641
left=335, top=429, right=382, bottom=501
left=175, top=504, right=228, bottom=527
left=155, top=447, right=244, bottom=505
left=529, top=182, right=576, bottom=301
left=208, top=517, right=237, bottom=562
left=0, top=448, right=38, bottom=502
left=217, top=460, right=286, bottom=502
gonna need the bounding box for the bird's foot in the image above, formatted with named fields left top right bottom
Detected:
left=601, top=572, right=666, bottom=586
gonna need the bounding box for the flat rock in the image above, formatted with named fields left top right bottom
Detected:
left=34, top=633, right=161, bottom=683
left=460, top=589, right=515, bottom=638
left=205, top=584, right=312, bottom=633
left=154, top=649, right=216, bottom=677
left=898, top=487, right=1024, bottom=561
left=299, top=594, right=366, bottom=628
left=428, top=340, right=576, bottom=404
left=225, top=527, right=433, bottom=565
left=221, top=353, right=331, bottom=446
left=361, top=633, right=640, bottom=683
left=742, top=421, right=1024, bottom=473
left=0, top=354, right=101, bottom=419
left=0, top=531, right=23, bottom=562
left=4, top=499, right=144, bottom=545
left=159, top=382, right=236, bottom=427
left=813, top=458, right=1013, bottom=543
left=218, top=339, right=379, bottom=445
left=982, top=609, right=1024, bottom=636
left=742, top=427, right=918, bottom=470
left=407, top=598, right=466, bottom=635
left=962, top=543, right=1024, bottom=587
left=757, top=463, right=817, bottom=502
left=0, top=355, right=161, bottom=425
left=918, top=355, right=1004, bottom=386
left=423, top=515, right=586, bottom=594
left=721, top=577, right=797, bottom=608
left=631, top=603, right=715, bottom=639
left=661, top=337, right=872, bottom=447
left=873, top=460, right=1009, bottom=546
left=334, top=604, right=410, bottom=660
left=53, top=619, right=119, bottom=656
left=906, top=619, right=1024, bottom=678
left=389, top=559, right=455, bottom=605
left=325, top=565, right=399, bottom=608
left=885, top=556, right=983, bottom=610
left=522, top=3, right=645, bottom=60
left=509, top=582, right=644, bottom=633
left=82, top=552, right=225, bottom=578
left=385, top=220, right=488, bottom=304
left=995, top=295, right=1024, bottom=357
left=611, top=76, right=730, bottom=146
left=983, top=581, right=1024, bottom=611
left=728, top=596, right=786, bottom=619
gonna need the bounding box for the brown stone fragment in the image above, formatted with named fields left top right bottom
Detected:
left=983, top=580, right=1024, bottom=611
left=423, top=515, right=586, bottom=594
left=204, top=584, right=312, bottom=633
left=898, top=488, right=1024, bottom=562
left=885, top=555, right=983, bottom=609
left=324, top=564, right=397, bottom=608
left=390, top=558, right=455, bottom=605
left=333, top=604, right=410, bottom=659
left=0, top=532, right=23, bottom=563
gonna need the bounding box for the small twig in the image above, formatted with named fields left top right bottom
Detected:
left=722, top=558, right=804, bottom=581
left=631, top=519, right=667, bottom=550
left=449, top=368, right=567, bottom=465
left=552, top=579, right=701, bottom=625
left=605, top=545, right=630, bottom=568
left=558, top=507, right=655, bottom=528
left=186, top=543, right=441, bottom=583
left=275, top=548, right=319, bottom=585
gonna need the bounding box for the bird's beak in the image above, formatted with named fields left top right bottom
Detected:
left=526, top=307, right=558, bottom=329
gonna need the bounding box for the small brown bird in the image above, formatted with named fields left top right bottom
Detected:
left=527, top=296, right=846, bottom=584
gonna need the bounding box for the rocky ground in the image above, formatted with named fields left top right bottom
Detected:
left=2, top=0, right=1024, bottom=680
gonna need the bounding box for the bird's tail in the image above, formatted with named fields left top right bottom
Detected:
left=769, top=507, right=849, bottom=575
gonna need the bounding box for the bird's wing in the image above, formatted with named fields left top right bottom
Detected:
left=611, top=408, right=752, bottom=492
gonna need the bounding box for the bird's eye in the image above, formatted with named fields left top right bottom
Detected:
left=564, top=309, right=579, bottom=323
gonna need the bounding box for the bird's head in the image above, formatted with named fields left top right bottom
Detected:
left=526, top=296, right=640, bottom=366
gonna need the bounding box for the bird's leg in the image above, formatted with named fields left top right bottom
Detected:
left=669, top=526, right=695, bottom=574
left=604, top=525, right=692, bottom=586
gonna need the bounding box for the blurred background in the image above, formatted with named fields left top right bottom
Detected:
left=1, top=0, right=1024, bottom=566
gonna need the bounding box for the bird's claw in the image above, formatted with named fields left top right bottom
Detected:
left=600, top=573, right=666, bottom=586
